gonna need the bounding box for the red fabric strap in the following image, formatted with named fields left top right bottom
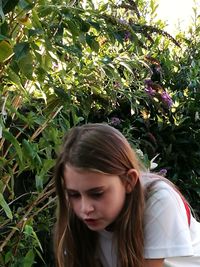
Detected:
left=181, top=196, right=191, bottom=226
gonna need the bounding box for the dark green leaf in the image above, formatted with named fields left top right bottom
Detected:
left=18, top=51, right=33, bottom=79
left=3, top=0, right=19, bottom=14
left=86, top=34, right=99, bottom=53
left=23, top=249, right=35, bottom=267
left=14, top=42, right=29, bottom=61
left=3, top=129, right=23, bottom=162
left=66, top=20, right=80, bottom=37
left=22, top=139, right=34, bottom=159
left=0, top=33, right=8, bottom=40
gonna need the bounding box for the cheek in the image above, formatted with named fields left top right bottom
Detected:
left=68, top=199, right=80, bottom=214
left=114, top=194, right=126, bottom=212
left=103, top=190, right=126, bottom=215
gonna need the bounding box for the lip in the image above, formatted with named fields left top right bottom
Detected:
left=84, top=218, right=98, bottom=226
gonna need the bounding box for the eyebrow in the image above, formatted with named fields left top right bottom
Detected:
left=66, top=186, right=105, bottom=193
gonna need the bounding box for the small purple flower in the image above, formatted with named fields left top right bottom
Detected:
left=118, top=19, right=128, bottom=25
left=145, top=86, right=155, bottom=96
left=144, top=79, right=153, bottom=86
left=114, top=81, right=120, bottom=88
left=144, top=79, right=155, bottom=96
left=161, top=91, right=173, bottom=107
left=158, top=169, right=168, bottom=176
left=124, top=31, right=131, bottom=41
left=110, top=117, right=121, bottom=126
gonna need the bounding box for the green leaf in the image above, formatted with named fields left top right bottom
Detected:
left=5, top=251, right=12, bottom=264
left=18, top=51, right=33, bottom=79
left=7, top=68, right=24, bottom=91
left=24, top=224, right=33, bottom=236
left=41, top=53, right=52, bottom=71
left=37, top=159, right=55, bottom=187
left=23, top=249, right=35, bottom=267
left=0, top=40, right=13, bottom=62
left=0, top=180, right=4, bottom=193
left=0, top=21, right=9, bottom=36
left=34, top=154, right=42, bottom=167
left=2, top=0, right=19, bottom=14
left=103, top=65, right=115, bottom=78
left=0, top=33, right=9, bottom=41
left=66, top=20, right=80, bottom=37
left=32, top=8, right=43, bottom=29
left=0, top=193, right=13, bottom=219
left=38, top=6, right=53, bottom=17
left=14, top=42, right=29, bottom=61
left=35, top=174, right=43, bottom=191
left=86, top=34, right=99, bottom=53
left=18, top=0, right=35, bottom=11
left=14, top=42, right=33, bottom=79
left=3, top=129, right=23, bottom=162
left=54, top=87, right=69, bottom=100
left=22, top=139, right=34, bottom=159
left=119, top=61, right=133, bottom=74
left=0, top=0, right=5, bottom=21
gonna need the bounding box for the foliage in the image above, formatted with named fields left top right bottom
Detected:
left=0, top=0, right=200, bottom=266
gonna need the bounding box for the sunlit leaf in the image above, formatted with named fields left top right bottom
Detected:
left=0, top=40, right=13, bottom=62
left=119, top=61, right=133, bottom=74
left=32, top=8, right=43, bottom=29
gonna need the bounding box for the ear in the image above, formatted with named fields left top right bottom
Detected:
left=125, top=169, right=139, bottom=193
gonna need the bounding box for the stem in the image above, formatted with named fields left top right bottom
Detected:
left=0, top=182, right=55, bottom=252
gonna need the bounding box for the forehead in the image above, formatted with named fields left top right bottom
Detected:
left=63, top=165, right=121, bottom=190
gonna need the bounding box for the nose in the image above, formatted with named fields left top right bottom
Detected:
left=81, top=197, right=95, bottom=215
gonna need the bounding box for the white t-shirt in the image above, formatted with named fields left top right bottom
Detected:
left=97, top=174, right=200, bottom=267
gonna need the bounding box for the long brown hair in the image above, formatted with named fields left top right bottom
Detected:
left=54, top=123, right=146, bottom=267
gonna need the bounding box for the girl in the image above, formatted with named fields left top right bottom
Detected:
left=53, top=123, right=200, bottom=267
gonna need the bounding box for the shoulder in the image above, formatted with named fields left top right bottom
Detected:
left=140, top=172, right=182, bottom=207
left=141, top=173, right=187, bottom=225
left=141, top=173, right=194, bottom=258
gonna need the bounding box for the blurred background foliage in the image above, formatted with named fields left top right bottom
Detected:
left=0, top=0, right=200, bottom=266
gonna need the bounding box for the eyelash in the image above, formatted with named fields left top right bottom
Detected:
left=67, top=192, right=104, bottom=199
left=67, top=193, right=80, bottom=199
left=91, top=191, right=104, bottom=198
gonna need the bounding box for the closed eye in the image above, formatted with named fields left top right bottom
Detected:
left=89, top=191, right=104, bottom=199
left=67, top=191, right=80, bottom=199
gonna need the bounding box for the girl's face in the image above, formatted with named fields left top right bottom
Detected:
left=63, top=165, right=127, bottom=231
